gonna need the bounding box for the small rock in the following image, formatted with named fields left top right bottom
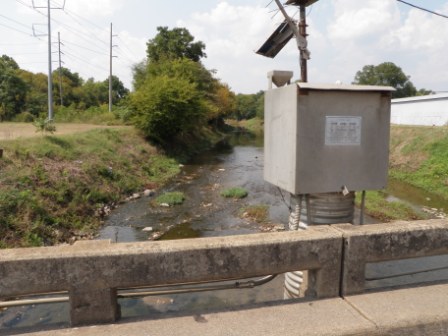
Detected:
left=179, top=164, right=184, bottom=168
left=149, top=232, right=163, bottom=240
left=143, top=189, right=155, bottom=197
left=132, top=193, right=141, bottom=200
left=142, top=227, right=153, bottom=232
left=272, top=224, right=285, bottom=231
left=218, top=168, right=226, bottom=172
left=160, top=203, right=170, bottom=207
left=202, top=203, right=213, bottom=208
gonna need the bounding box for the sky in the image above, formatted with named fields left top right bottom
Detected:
left=1, top=0, right=448, bottom=94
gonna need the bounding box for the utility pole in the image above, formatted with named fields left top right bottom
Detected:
left=32, top=0, right=65, bottom=121
left=58, top=32, right=64, bottom=106
left=109, top=23, right=118, bottom=113
left=47, top=0, right=53, bottom=120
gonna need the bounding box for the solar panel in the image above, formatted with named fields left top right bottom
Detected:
left=256, top=20, right=294, bottom=58
left=284, top=0, right=319, bottom=6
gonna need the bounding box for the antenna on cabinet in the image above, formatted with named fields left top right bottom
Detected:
left=257, top=0, right=318, bottom=82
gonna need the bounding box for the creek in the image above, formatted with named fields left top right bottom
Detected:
left=1, top=131, right=448, bottom=333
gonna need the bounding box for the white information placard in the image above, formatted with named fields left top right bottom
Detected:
left=325, top=116, right=362, bottom=146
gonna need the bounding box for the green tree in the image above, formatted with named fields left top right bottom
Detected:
left=18, top=70, right=48, bottom=117
left=52, top=67, right=84, bottom=107
left=104, top=75, right=129, bottom=103
left=0, top=55, right=27, bottom=121
left=212, top=83, right=237, bottom=121
left=146, top=27, right=206, bottom=63
left=130, top=27, right=236, bottom=143
left=416, top=88, right=434, bottom=96
left=353, top=62, right=418, bottom=98
left=234, top=91, right=264, bottom=120
left=130, top=74, right=207, bottom=143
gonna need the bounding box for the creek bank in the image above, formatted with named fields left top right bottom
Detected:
left=0, top=127, right=183, bottom=248
left=0, top=123, right=235, bottom=248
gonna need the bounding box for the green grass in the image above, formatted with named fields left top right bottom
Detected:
left=389, top=126, right=448, bottom=199
left=155, top=192, right=185, bottom=206
left=0, top=127, right=180, bottom=248
left=355, top=191, right=428, bottom=222
left=220, top=187, right=248, bottom=199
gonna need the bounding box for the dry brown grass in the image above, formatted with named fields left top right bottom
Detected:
left=389, top=125, right=448, bottom=172
left=0, top=123, right=130, bottom=141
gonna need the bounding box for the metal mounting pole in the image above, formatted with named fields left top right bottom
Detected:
left=299, top=5, right=308, bottom=83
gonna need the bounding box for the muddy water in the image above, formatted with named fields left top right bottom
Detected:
left=99, top=132, right=288, bottom=244
left=99, top=132, right=289, bottom=320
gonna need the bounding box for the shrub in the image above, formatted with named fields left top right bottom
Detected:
left=130, top=74, right=206, bottom=143
left=13, top=111, right=35, bottom=122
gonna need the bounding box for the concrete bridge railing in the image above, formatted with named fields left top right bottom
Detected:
left=0, top=219, right=447, bottom=327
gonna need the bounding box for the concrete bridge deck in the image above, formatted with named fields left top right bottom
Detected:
left=21, top=282, right=448, bottom=336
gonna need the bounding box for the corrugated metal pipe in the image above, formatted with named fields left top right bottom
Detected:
left=284, top=192, right=355, bottom=299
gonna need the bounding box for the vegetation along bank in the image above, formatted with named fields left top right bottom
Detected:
left=0, top=128, right=180, bottom=248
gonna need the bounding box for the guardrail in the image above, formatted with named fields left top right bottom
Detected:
left=337, top=219, right=448, bottom=295
left=0, top=219, right=447, bottom=327
left=0, top=226, right=342, bottom=326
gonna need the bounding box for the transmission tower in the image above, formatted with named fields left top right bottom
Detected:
left=32, top=0, right=66, bottom=121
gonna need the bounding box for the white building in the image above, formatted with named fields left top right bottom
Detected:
left=391, top=93, right=448, bottom=126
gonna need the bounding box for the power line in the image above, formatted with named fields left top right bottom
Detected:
left=396, top=0, right=448, bottom=19
left=62, top=8, right=104, bottom=31
left=0, top=14, right=31, bottom=30
left=0, top=42, right=42, bottom=46
left=0, top=22, right=32, bottom=36
left=64, top=50, right=109, bottom=72
left=16, top=0, right=108, bottom=50
left=116, top=36, right=139, bottom=60
left=63, top=40, right=108, bottom=56
left=3, top=52, right=47, bottom=56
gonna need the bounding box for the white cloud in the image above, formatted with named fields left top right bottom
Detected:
left=178, top=2, right=286, bottom=93
left=64, top=0, right=126, bottom=18
left=328, top=0, right=400, bottom=41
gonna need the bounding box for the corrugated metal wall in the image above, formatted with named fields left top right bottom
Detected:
left=391, top=94, right=448, bottom=126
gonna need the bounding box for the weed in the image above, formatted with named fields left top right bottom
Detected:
left=240, top=205, right=269, bottom=223
left=221, top=187, right=248, bottom=199
left=155, top=192, right=185, bottom=206
left=355, top=191, right=428, bottom=222
left=34, top=118, right=56, bottom=135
